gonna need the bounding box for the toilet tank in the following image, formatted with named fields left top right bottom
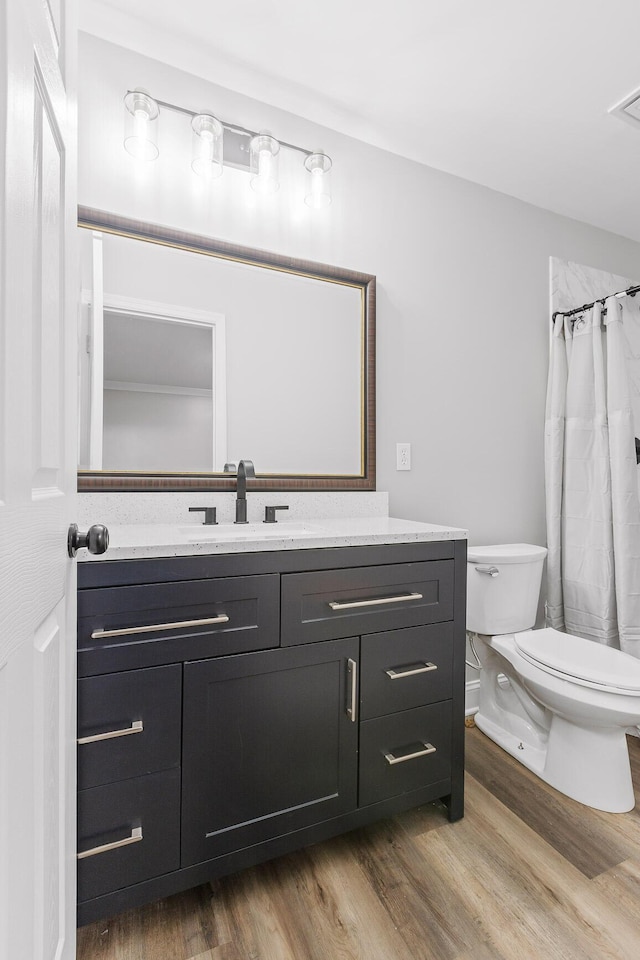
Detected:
left=466, top=543, right=547, bottom=635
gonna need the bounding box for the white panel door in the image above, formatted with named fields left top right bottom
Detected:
left=0, top=1, right=78, bottom=959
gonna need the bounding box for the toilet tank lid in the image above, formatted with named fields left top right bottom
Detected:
left=467, top=543, right=548, bottom=564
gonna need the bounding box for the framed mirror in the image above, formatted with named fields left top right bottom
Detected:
left=77, top=207, right=376, bottom=492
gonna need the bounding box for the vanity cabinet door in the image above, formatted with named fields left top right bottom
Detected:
left=181, top=637, right=359, bottom=866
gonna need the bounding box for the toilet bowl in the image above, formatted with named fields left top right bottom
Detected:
left=468, top=544, right=640, bottom=813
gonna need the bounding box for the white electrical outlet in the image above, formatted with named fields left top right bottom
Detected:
left=396, top=442, right=411, bottom=470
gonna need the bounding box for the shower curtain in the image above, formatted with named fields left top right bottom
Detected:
left=545, top=296, right=640, bottom=657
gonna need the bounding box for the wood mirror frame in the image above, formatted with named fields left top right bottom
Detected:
left=77, top=206, right=376, bottom=492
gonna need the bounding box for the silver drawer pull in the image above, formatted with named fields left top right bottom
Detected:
left=385, top=662, right=437, bottom=680
left=77, top=720, right=143, bottom=745
left=385, top=742, right=437, bottom=766
left=77, top=826, right=143, bottom=860
left=90, top=614, right=230, bottom=640
left=347, top=658, right=358, bottom=723
left=328, top=592, right=423, bottom=611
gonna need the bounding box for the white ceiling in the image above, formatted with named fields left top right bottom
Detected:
left=81, top=0, right=640, bottom=242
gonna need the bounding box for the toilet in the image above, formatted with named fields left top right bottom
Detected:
left=467, top=543, right=640, bottom=813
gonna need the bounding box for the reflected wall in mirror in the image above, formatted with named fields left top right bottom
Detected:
left=77, top=208, right=376, bottom=491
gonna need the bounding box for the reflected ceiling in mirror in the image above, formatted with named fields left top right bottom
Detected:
left=77, top=207, right=376, bottom=492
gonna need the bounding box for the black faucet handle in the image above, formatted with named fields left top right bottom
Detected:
left=264, top=505, right=289, bottom=523
left=189, top=506, right=218, bottom=525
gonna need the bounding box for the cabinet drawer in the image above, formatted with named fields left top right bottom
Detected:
left=78, top=574, right=279, bottom=675
left=359, top=701, right=452, bottom=806
left=281, top=561, right=454, bottom=646
left=77, top=768, right=180, bottom=903
left=360, top=623, right=453, bottom=720
left=77, top=665, right=181, bottom=790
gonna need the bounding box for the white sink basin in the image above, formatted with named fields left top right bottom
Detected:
left=178, top=522, right=315, bottom=542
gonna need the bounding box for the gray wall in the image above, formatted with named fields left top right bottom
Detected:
left=78, top=32, right=640, bottom=549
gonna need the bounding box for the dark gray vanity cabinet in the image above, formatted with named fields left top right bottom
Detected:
left=76, top=538, right=466, bottom=926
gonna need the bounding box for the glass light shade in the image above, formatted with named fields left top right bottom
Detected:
left=249, top=134, right=280, bottom=195
left=304, top=152, right=332, bottom=208
left=191, top=114, right=224, bottom=178
left=123, top=91, right=159, bottom=161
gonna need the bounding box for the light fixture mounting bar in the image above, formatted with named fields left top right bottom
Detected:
left=126, top=90, right=313, bottom=157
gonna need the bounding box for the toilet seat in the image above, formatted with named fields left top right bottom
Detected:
left=514, top=628, right=640, bottom=695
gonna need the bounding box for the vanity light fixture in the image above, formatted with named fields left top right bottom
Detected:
left=304, top=152, right=332, bottom=209
left=123, top=90, right=159, bottom=160
left=122, top=89, right=332, bottom=207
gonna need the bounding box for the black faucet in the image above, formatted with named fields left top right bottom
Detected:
left=188, top=506, right=217, bottom=525
left=234, top=459, right=255, bottom=523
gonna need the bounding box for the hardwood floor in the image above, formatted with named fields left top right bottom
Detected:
left=77, top=728, right=640, bottom=960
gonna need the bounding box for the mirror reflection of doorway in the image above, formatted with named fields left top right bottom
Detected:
left=103, top=310, right=219, bottom=473
left=79, top=292, right=227, bottom=472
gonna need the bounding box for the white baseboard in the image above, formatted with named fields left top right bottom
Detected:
left=465, top=679, right=480, bottom=716
left=465, top=674, right=511, bottom=716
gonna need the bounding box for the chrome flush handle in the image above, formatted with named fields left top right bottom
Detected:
left=474, top=565, right=499, bottom=577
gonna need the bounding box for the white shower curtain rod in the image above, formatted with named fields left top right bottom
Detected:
left=552, top=284, right=640, bottom=322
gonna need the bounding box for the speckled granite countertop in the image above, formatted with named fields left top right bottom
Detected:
left=79, top=516, right=467, bottom=562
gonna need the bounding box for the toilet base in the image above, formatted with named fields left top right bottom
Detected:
left=475, top=711, right=635, bottom=813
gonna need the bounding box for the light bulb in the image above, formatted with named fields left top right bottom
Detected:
left=250, top=134, right=280, bottom=195
left=258, top=149, right=273, bottom=183
left=304, top=152, right=332, bottom=208
left=191, top=114, right=223, bottom=178
left=123, top=91, right=159, bottom=161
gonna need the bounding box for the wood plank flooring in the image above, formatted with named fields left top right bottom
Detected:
left=77, top=729, right=640, bottom=960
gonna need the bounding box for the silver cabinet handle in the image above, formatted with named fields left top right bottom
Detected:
left=329, top=592, right=423, bottom=611
left=385, top=662, right=437, bottom=680
left=347, top=658, right=357, bottom=723
left=91, top=614, right=229, bottom=640
left=77, top=826, right=143, bottom=860
left=474, top=565, right=499, bottom=577
left=77, top=720, right=143, bottom=745
left=385, top=742, right=436, bottom=765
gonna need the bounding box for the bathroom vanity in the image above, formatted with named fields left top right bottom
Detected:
left=73, top=208, right=467, bottom=925
left=75, top=521, right=467, bottom=925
